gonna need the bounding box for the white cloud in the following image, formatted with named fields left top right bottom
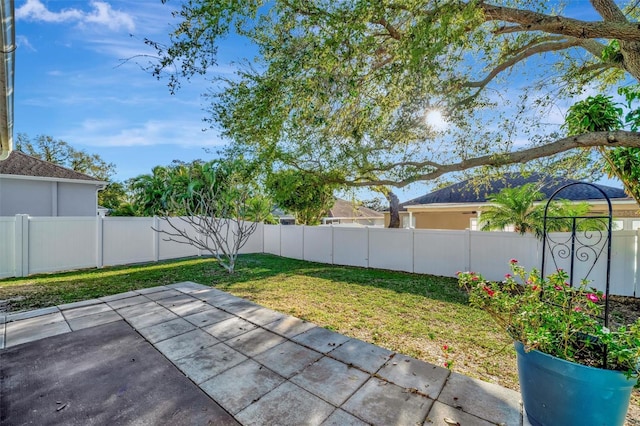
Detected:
left=16, top=35, right=35, bottom=51
left=63, top=118, right=228, bottom=148
left=16, top=0, right=135, bottom=32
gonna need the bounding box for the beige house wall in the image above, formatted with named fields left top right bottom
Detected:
left=413, top=212, right=472, bottom=230
left=384, top=212, right=473, bottom=230
left=383, top=200, right=640, bottom=230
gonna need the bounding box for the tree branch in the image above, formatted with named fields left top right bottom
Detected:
left=344, top=131, right=640, bottom=188
left=481, top=3, right=640, bottom=41
left=464, top=39, right=585, bottom=90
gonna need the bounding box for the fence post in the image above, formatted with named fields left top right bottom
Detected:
left=96, top=216, right=103, bottom=268
left=635, top=229, right=640, bottom=297
left=153, top=216, right=160, bottom=262
left=366, top=226, right=370, bottom=268
left=464, top=229, right=471, bottom=272
left=14, top=214, right=28, bottom=277
left=331, top=225, right=334, bottom=265
left=412, top=228, right=415, bottom=273
left=301, top=225, right=305, bottom=260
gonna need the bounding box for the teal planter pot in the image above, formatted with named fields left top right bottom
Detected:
left=515, top=341, right=635, bottom=426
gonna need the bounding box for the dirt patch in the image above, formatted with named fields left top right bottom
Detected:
left=609, top=295, right=640, bottom=326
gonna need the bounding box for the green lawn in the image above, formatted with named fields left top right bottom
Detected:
left=3, top=254, right=638, bottom=422
left=0, top=253, right=517, bottom=389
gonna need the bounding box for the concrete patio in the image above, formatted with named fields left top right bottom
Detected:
left=1, top=282, right=528, bottom=425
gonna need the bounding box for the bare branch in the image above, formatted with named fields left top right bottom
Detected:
left=464, top=39, right=585, bottom=90
left=153, top=179, right=260, bottom=274
left=344, top=131, right=640, bottom=188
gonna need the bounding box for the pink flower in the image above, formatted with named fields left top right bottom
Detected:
left=587, top=293, right=599, bottom=303
left=482, top=286, right=495, bottom=297
left=574, top=306, right=582, bottom=312
left=510, top=258, right=518, bottom=264
left=554, top=285, right=562, bottom=291
left=472, top=276, right=479, bottom=281
left=442, top=345, right=449, bottom=351
left=505, top=273, right=512, bottom=279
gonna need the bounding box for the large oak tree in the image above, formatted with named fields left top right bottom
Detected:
left=148, top=0, right=640, bottom=223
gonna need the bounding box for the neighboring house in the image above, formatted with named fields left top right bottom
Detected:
left=387, top=174, right=640, bottom=231
left=0, top=151, right=106, bottom=217
left=272, top=206, right=296, bottom=225
left=322, top=198, right=385, bottom=226
left=273, top=198, right=385, bottom=226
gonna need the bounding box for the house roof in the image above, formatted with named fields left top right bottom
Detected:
left=401, top=174, right=629, bottom=210
left=0, top=150, right=102, bottom=182
left=328, top=198, right=384, bottom=218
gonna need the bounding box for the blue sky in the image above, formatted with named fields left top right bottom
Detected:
left=13, top=0, right=625, bottom=202
left=15, top=1, right=243, bottom=180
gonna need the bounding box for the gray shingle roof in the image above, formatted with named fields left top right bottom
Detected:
left=328, top=198, right=384, bottom=218
left=401, top=174, right=628, bottom=210
left=0, top=150, right=101, bottom=182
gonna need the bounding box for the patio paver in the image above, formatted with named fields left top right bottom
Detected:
left=173, top=343, right=248, bottom=384
left=342, top=377, right=434, bottom=426
left=377, top=353, right=450, bottom=399
left=0, top=283, right=531, bottom=426
left=200, top=359, right=286, bottom=414
left=67, top=310, right=122, bottom=331
left=136, top=317, right=196, bottom=343
left=154, top=328, right=220, bottom=361
left=235, top=381, right=335, bottom=426
left=321, top=409, right=368, bottom=426
left=291, top=356, right=370, bottom=406
left=226, top=327, right=287, bottom=357
left=437, top=372, right=521, bottom=426
left=328, top=337, right=393, bottom=373
left=253, top=340, right=323, bottom=378
left=203, top=316, right=258, bottom=341
left=292, top=326, right=351, bottom=353
left=263, top=315, right=316, bottom=338
left=424, top=400, right=496, bottom=426
left=62, top=303, right=114, bottom=320
left=183, top=307, right=234, bottom=327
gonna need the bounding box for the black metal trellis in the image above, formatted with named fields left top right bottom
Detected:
left=540, top=182, right=613, bottom=367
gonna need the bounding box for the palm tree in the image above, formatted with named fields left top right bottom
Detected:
left=480, top=184, right=546, bottom=237
left=480, top=184, right=596, bottom=238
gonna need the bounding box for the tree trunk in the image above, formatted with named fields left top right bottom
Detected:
left=386, top=190, right=400, bottom=228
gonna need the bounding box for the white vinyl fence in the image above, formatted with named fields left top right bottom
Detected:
left=0, top=215, right=263, bottom=279
left=262, top=225, right=640, bottom=297
left=1, top=216, right=638, bottom=296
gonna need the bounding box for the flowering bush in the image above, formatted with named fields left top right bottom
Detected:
left=458, top=260, right=640, bottom=386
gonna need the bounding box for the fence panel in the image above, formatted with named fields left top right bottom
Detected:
left=368, top=228, right=413, bottom=272
left=333, top=227, right=368, bottom=268
left=238, top=223, right=264, bottom=254
left=157, top=217, right=200, bottom=260
left=28, top=217, right=96, bottom=274
left=413, top=230, right=468, bottom=277
left=303, top=226, right=333, bottom=264
left=469, top=232, right=539, bottom=282
left=609, top=231, right=637, bottom=297
left=263, top=225, right=281, bottom=256
left=0, top=217, right=15, bottom=278
left=103, top=217, right=155, bottom=266
left=281, top=226, right=304, bottom=260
